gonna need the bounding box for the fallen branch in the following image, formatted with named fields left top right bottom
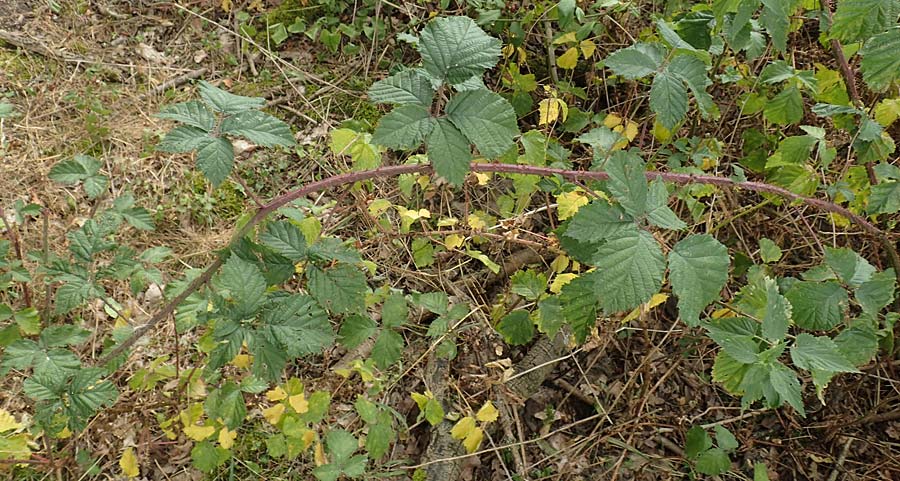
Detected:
left=97, top=162, right=900, bottom=365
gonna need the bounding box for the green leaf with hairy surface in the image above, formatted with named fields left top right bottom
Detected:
left=565, top=199, right=634, bottom=242
left=205, top=382, right=246, bottom=429
left=764, top=87, right=803, bottom=125
left=860, top=28, right=900, bottom=92
left=790, top=333, right=859, bottom=373
left=510, top=269, right=547, bottom=300
left=762, top=278, right=791, bottom=341
left=307, top=264, right=367, bottom=314
left=372, top=104, right=435, bottom=150
left=669, top=234, right=730, bottom=326
left=338, top=314, right=377, bottom=349
left=868, top=181, right=900, bottom=214
left=715, top=425, right=739, bottom=451
left=606, top=151, right=648, bottom=218
left=157, top=125, right=210, bottom=153
left=696, top=448, right=731, bottom=475
left=156, top=101, right=215, bottom=131
left=496, top=310, right=534, bottom=346
left=830, top=0, right=900, bottom=44
left=40, top=325, right=91, bottom=347
left=603, top=43, right=665, bottom=79
left=427, top=118, right=472, bottom=186
left=418, top=16, right=501, bottom=85
left=855, top=269, right=896, bottom=314
left=705, top=318, right=760, bottom=363
left=198, top=81, right=265, bottom=114
left=260, top=221, right=307, bottom=261
left=646, top=177, right=687, bottom=230
left=308, top=238, right=363, bottom=264
left=49, top=155, right=108, bottom=199
left=261, top=294, right=333, bottom=357
left=195, top=136, right=235, bottom=187
left=825, top=247, right=875, bottom=287
left=220, top=110, right=295, bottom=147
left=685, top=425, right=712, bottom=458
left=366, top=416, right=395, bottom=460
left=446, top=89, right=518, bottom=158
left=667, top=54, right=715, bottom=117
left=758, top=238, right=782, bottom=263
left=760, top=0, right=790, bottom=52
left=834, top=324, right=879, bottom=365
left=219, top=255, right=266, bottom=317
left=712, top=351, right=750, bottom=394
left=537, top=297, right=565, bottom=337
left=768, top=362, right=805, bottom=416
left=650, top=71, right=689, bottom=130
left=368, top=69, right=435, bottom=106
left=784, top=281, right=848, bottom=330
left=595, top=230, right=666, bottom=313
left=192, top=441, right=231, bottom=473
left=560, top=272, right=601, bottom=343
left=382, top=293, right=408, bottom=329
left=371, top=329, right=403, bottom=369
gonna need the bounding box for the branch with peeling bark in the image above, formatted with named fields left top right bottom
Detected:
left=97, top=162, right=900, bottom=365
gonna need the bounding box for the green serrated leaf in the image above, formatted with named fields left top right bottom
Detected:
left=762, top=278, right=791, bottom=341
left=338, top=314, right=377, bottom=349
left=860, top=28, right=900, bottom=92
left=496, top=310, right=534, bottom=346
left=695, top=448, right=732, bottom=475
left=685, top=425, right=712, bottom=458
left=714, top=425, right=738, bottom=451
left=834, top=324, right=879, bottom=365
left=764, top=87, right=803, bottom=125
left=791, top=333, right=859, bottom=373
left=646, top=177, right=686, bottom=230
left=830, top=0, right=900, bottom=44
left=784, top=281, right=848, bottom=330
left=307, top=264, right=367, bottom=314
left=427, top=118, right=472, bottom=186
left=368, top=69, right=435, bottom=106
left=855, top=269, right=896, bottom=314
left=825, top=247, right=875, bottom=287
left=650, top=71, right=689, bottom=130
left=712, top=351, right=750, bottom=394
left=40, top=325, right=91, bottom=347
left=220, top=110, right=295, bottom=147
left=261, top=294, right=333, bottom=357
left=565, top=199, right=633, bottom=243
left=366, top=419, right=394, bottom=460
left=768, top=362, right=805, bottom=416
left=381, top=293, right=408, bottom=329
left=260, top=221, right=307, bottom=261
left=668, top=54, right=715, bottom=117
left=560, top=272, right=601, bottom=343
left=371, top=329, right=404, bottom=369
left=372, top=104, right=435, bottom=150
left=446, top=89, right=518, bottom=158
left=603, top=43, right=665, bottom=79
left=195, top=136, right=235, bottom=187
left=510, top=269, right=548, bottom=301
left=868, top=181, right=900, bottom=214
left=156, top=101, right=215, bottom=131
left=157, top=125, right=210, bottom=153
left=48, top=154, right=101, bottom=183
left=418, top=16, right=501, bottom=85
left=705, top=319, right=760, bottom=363
left=596, top=230, right=666, bottom=313
left=758, top=238, right=782, bottom=263
left=669, top=234, right=730, bottom=326
left=760, top=0, right=790, bottom=52
left=198, top=81, right=265, bottom=114
left=605, top=151, right=648, bottom=218
left=219, top=255, right=267, bottom=318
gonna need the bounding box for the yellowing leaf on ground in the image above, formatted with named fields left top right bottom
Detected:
left=580, top=39, right=596, bottom=58
left=120, top=447, right=139, bottom=478
left=621, top=293, right=669, bottom=324
left=411, top=391, right=434, bottom=410
left=539, top=98, right=569, bottom=126
left=218, top=427, right=237, bottom=449
left=0, top=409, right=22, bottom=432
left=302, top=430, right=317, bottom=450
left=653, top=120, right=673, bottom=143
left=550, top=273, right=578, bottom=293
left=220, top=0, right=232, bottom=12
left=712, top=308, right=738, bottom=318
left=556, top=47, right=579, bottom=69
left=183, top=423, right=215, bottom=441
left=623, top=121, right=639, bottom=141
left=314, top=442, right=327, bottom=466
left=266, top=386, right=287, bottom=402
left=603, top=113, right=623, bottom=128
left=556, top=190, right=588, bottom=220
left=444, top=234, right=464, bottom=250
left=451, top=416, right=477, bottom=440
left=263, top=403, right=286, bottom=425
left=553, top=31, right=578, bottom=44
left=550, top=254, right=569, bottom=273
left=230, top=353, right=252, bottom=369
left=437, top=216, right=459, bottom=227
left=55, top=427, right=73, bottom=439
left=502, top=44, right=515, bottom=58
left=463, top=427, right=484, bottom=453
left=474, top=172, right=491, bottom=185
left=475, top=401, right=499, bottom=423
left=368, top=198, right=392, bottom=217
left=288, top=393, right=309, bottom=414
left=828, top=212, right=851, bottom=228
left=468, top=213, right=487, bottom=230
left=874, top=98, right=900, bottom=127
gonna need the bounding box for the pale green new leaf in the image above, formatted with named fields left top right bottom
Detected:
left=220, top=110, right=295, bottom=147
left=156, top=101, right=215, bottom=131
left=603, top=43, right=665, bottom=79
left=605, top=151, right=648, bottom=218
left=646, top=177, right=687, bottom=230
left=565, top=199, right=634, bottom=242
left=368, top=69, right=435, bottom=106
left=764, top=87, right=803, bottom=125
left=157, top=125, right=210, bottom=153
left=669, top=234, right=730, bottom=326
left=427, top=118, right=472, bottom=186
left=307, top=264, right=367, bottom=314
left=650, top=71, right=688, bottom=130
left=372, top=104, right=435, bottom=150
left=784, top=281, right=848, bottom=330
left=418, top=16, right=501, bottom=85
left=194, top=136, right=235, bottom=187
left=761, top=278, right=791, bottom=341
left=830, top=0, right=900, bottom=44
left=198, top=81, right=265, bottom=114
left=868, top=181, right=900, bottom=214
left=790, top=333, right=859, bottom=373
left=860, top=28, right=900, bottom=92
left=446, top=89, right=518, bottom=158
left=595, top=230, right=666, bottom=313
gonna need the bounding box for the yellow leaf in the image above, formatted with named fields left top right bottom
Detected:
left=183, top=424, right=215, bottom=441
left=552, top=31, right=578, bottom=45
left=874, top=98, right=900, bottom=127
left=248, top=0, right=264, bottom=11
left=468, top=213, right=487, bottom=230
left=266, top=386, right=287, bottom=402
left=55, top=427, right=72, bottom=439
left=302, top=430, right=317, bottom=450
left=218, top=427, right=237, bottom=449
left=437, top=216, right=459, bottom=227
left=580, top=39, right=596, bottom=58
left=451, top=416, right=476, bottom=440
left=712, top=308, right=738, bottom=318
left=502, top=44, right=515, bottom=58
left=550, top=273, right=578, bottom=294
left=624, top=121, right=639, bottom=141
left=828, top=212, right=851, bottom=228
left=114, top=317, right=129, bottom=329
left=462, top=427, right=484, bottom=453
left=550, top=255, right=569, bottom=273
left=263, top=404, right=286, bottom=425
left=220, top=0, right=232, bottom=12
left=474, top=172, right=491, bottom=185
left=0, top=409, right=22, bottom=432
left=288, top=393, right=309, bottom=414
left=314, top=441, right=328, bottom=466
left=368, top=198, right=392, bottom=217
left=620, top=293, right=669, bottom=324
left=603, top=113, right=623, bottom=128
left=230, top=353, right=252, bottom=369
left=652, top=120, right=673, bottom=142
left=444, top=234, right=464, bottom=250
left=556, top=47, right=579, bottom=69
left=516, top=46, right=527, bottom=64
left=556, top=190, right=588, bottom=220
left=475, top=401, right=499, bottom=423
left=120, top=447, right=140, bottom=478
left=538, top=98, right=560, bottom=126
